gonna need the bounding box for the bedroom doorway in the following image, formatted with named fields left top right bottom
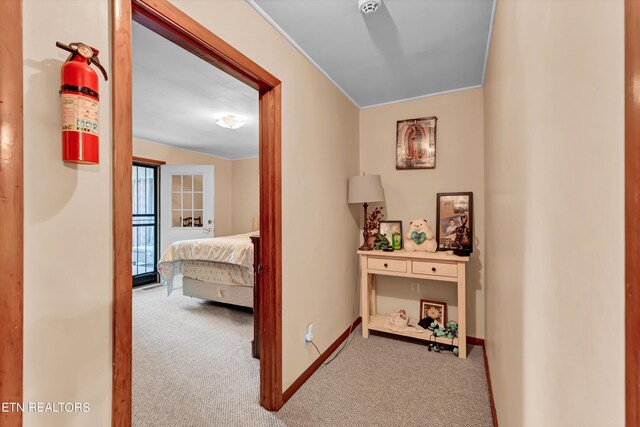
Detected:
left=112, top=0, right=283, bottom=424
left=128, top=6, right=263, bottom=425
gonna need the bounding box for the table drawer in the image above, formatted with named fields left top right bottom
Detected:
left=412, top=260, right=457, bottom=278
left=368, top=258, right=407, bottom=273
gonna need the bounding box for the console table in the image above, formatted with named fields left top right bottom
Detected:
left=358, top=250, right=470, bottom=358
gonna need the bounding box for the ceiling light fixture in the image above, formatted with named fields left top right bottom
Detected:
left=216, top=114, right=246, bottom=130
left=358, top=0, right=381, bottom=14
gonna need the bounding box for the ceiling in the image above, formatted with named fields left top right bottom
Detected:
left=249, top=0, right=495, bottom=108
left=132, top=21, right=259, bottom=159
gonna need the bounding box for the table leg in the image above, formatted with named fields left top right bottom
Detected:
left=370, top=274, right=377, bottom=316
left=361, top=257, right=369, bottom=338
left=457, top=261, right=467, bottom=359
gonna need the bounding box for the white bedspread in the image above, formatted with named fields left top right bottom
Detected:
left=158, top=232, right=257, bottom=294
left=160, top=232, right=256, bottom=268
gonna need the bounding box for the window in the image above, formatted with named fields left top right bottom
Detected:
left=171, top=174, right=204, bottom=228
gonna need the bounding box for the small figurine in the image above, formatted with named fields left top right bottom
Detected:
left=424, top=320, right=460, bottom=357
left=373, top=233, right=392, bottom=250
left=385, top=309, right=409, bottom=332
left=453, top=214, right=472, bottom=250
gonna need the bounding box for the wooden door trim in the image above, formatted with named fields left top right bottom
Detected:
left=112, top=0, right=283, bottom=425
left=626, top=1, right=640, bottom=426
left=131, top=0, right=279, bottom=92
left=132, top=156, right=166, bottom=165
left=0, top=1, right=24, bottom=426
left=112, top=0, right=133, bottom=424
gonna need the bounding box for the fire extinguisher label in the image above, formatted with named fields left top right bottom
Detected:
left=61, top=93, right=99, bottom=136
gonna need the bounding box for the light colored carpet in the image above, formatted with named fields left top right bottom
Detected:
left=133, top=285, right=493, bottom=427
left=276, top=330, right=494, bottom=427
left=132, top=284, right=282, bottom=427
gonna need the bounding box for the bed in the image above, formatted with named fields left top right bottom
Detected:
left=158, top=231, right=257, bottom=305
left=158, top=231, right=261, bottom=357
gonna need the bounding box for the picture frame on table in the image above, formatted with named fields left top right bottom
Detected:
left=396, top=116, right=437, bottom=170
left=435, top=192, right=473, bottom=252
left=419, top=299, right=447, bottom=328
left=378, top=220, right=403, bottom=250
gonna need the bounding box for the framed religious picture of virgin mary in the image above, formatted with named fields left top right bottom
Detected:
left=395, top=116, right=437, bottom=170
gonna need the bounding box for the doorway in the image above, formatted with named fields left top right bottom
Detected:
left=132, top=162, right=159, bottom=287
left=112, top=0, right=283, bottom=424
left=158, top=165, right=215, bottom=254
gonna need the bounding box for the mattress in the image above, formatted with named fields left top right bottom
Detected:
left=181, top=261, right=253, bottom=288
left=158, top=231, right=258, bottom=294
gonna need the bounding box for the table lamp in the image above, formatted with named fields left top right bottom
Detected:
left=348, top=174, right=385, bottom=251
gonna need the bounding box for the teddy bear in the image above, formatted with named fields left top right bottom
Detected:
left=404, top=218, right=437, bottom=252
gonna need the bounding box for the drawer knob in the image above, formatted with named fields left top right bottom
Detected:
left=384, top=263, right=388, bottom=268
left=432, top=267, right=437, bottom=272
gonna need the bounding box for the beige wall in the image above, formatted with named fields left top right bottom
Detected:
left=23, top=1, right=113, bottom=426
left=22, top=0, right=359, bottom=425
left=483, top=1, right=624, bottom=426
left=359, top=88, right=485, bottom=338
left=134, top=138, right=234, bottom=236
left=134, top=139, right=259, bottom=236
left=231, top=157, right=259, bottom=235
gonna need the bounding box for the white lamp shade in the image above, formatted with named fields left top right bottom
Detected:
left=348, top=175, right=384, bottom=204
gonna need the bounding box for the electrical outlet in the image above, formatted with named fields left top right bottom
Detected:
left=304, top=323, right=314, bottom=346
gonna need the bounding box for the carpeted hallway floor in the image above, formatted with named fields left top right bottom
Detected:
left=133, top=284, right=493, bottom=427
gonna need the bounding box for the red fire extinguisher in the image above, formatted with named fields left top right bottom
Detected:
left=56, top=42, right=108, bottom=164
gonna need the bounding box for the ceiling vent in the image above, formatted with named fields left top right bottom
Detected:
left=358, top=0, right=381, bottom=14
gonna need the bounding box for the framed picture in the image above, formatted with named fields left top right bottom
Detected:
left=420, top=299, right=447, bottom=328
left=436, top=192, right=473, bottom=252
left=396, top=116, right=437, bottom=170
left=378, top=220, right=403, bottom=250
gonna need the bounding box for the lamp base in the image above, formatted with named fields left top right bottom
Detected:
left=358, top=243, right=373, bottom=251
left=359, top=202, right=372, bottom=251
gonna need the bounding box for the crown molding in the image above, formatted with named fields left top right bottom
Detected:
left=246, top=0, right=362, bottom=108
left=360, top=85, right=483, bottom=110
left=482, top=0, right=498, bottom=85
